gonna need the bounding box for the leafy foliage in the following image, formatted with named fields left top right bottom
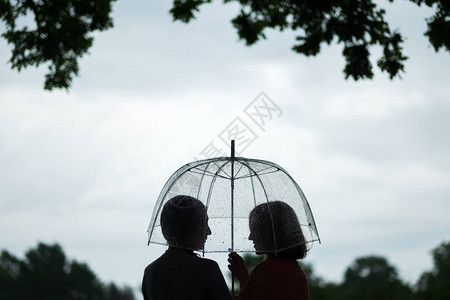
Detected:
left=228, top=254, right=415, bottom=299
left=299, top=261, right=336, bottom=300
left=416, top=241, right=450, bottom=300
left=303, top=243, right=450, bottom=300
left=338, top=256, right=413, bottom=299
left=1, top=1, right=448, bottom=90
left=411, top=0, right=450, bottom=52
left=0, top=242, right=135, bottom=300
left=0, top=251, right=22, bottom=299
left=104, top=283, right=136, bottom=300
left=0, top=0, right=116, bottom=90
left=171, top=0, right=450, bottom=80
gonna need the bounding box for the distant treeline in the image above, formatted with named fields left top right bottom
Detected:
left=0, top=243, right=135, bottom=300
left=2, top=241, right=449, bottom=300
left=230, top=241, right=450, bottom=300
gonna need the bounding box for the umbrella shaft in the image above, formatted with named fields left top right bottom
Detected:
left=231, top=140, right=235, bottom=251
left=231, top=159, right=234, bottom=251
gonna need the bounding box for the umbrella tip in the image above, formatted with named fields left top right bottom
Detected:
left=231, top=140, right=235, bottom=159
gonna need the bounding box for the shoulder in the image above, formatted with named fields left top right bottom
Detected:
left=247, top=259, right=273, bottom=281
left=143, top=257, right=160, bottom=275
left=143, top=252, right=173, bottom=273
left=193, top=256, right=221, bottom=270
left=251, top=258, right=274, bottom=272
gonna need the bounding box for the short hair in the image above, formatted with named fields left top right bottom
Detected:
left=249, top=201, right=307, bottom=259
left=160, top=195, right=208, bottom=250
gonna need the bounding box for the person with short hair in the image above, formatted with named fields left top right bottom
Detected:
left=228, top=201, right=309, bottom=300
left=142, top=195, right=232, bottom=300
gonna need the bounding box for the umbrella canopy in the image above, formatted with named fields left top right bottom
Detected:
left=147, top=142, right=320, bottom=254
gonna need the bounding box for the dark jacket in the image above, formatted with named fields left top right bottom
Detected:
left=142, top=248, right=232, bottom=300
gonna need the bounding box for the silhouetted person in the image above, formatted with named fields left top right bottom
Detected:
left=142, top=195, right=232, bottom=300
left=228, top=201, right=309, bottom=300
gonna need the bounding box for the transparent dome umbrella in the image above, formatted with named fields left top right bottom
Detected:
left=147, top=141, right=321, bottom=255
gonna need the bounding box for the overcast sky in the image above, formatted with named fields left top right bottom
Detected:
left=1, top=0, right=449, bottom=295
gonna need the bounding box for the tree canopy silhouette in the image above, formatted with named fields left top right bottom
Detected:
left=225, top=243, right=450, bottom=299
left=417, top=241, right=450, bottom=300
left=0, top=1, right=449, bottom=90
left=0, top=242, right=135, bottom=300
left=171, top=0, right=449, bottom=81
left=0, top=0, right=115, bottom=90
left=0, top=243, right=105, bottom=299
left=338, top=255, right=413, bottom=299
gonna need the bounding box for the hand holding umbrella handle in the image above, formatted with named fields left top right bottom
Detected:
left=227, top=252, right=249, bottom=288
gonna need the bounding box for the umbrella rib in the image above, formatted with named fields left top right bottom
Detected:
left=205, top=157, right=231, bottom=179
left=234, top=168, right=280, bottom=180
left=234, top=162, right=245, bottom=178
left=238, top=160, right=279, bottom=252
left=190, top=160, right=232, bottom=179
left=208, top=216, right=248, bottom=219
left=195, top=163, right=210, bottom=201
left=188, top=168, right=230, bottom=180
left=210, top=160, right=232, bottom=178
left=249, top=166, right=257, bottom=207
left=280, top=167, right=321, bottom=244
left=197, top=161, right=214, bottom=256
